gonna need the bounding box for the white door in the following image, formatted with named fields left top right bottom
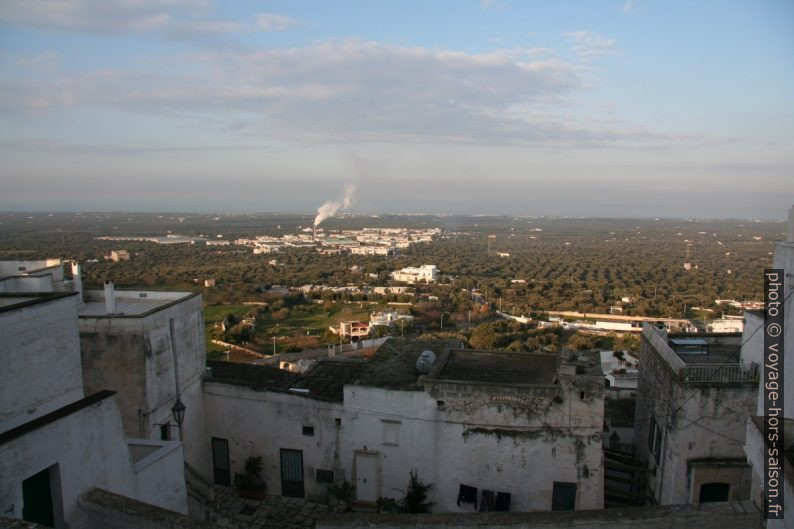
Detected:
left=355, top=452, right=378, bottom=502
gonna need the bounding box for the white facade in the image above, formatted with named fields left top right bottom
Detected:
left=391, top=265, right=439, bottom=284
left=0, top=294, right=85, bottom=433
left=742, top=206, right=794, bottom=526
left=78, top=288, right=211, bottom=480
left=203, top=343, right=604, bottom=512
left=0, top=290, right=188, bottom=527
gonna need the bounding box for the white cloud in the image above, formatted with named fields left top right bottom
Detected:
left=255, top=13, right=300, bottom=32
left=16, top=50, right=59, bottom=70
left=0, top=1, right=294, bottom=37
left=621, top=0, right=638, bottom=14
left=564, top=30, right=618, bottom=59
left=0, top=39, right=690, bottom=148
left=0, top=0, right=198, bottom=33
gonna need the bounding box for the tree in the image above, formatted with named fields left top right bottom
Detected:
left=400, top=469, right=434, bottom=513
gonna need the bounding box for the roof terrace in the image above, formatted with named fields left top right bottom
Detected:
left=643, top=323, right=757, bottom=385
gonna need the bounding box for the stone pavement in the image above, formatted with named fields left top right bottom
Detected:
left=206, top=486, right=331, bottom=529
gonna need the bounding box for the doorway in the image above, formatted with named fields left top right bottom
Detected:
left=280, top=449, right=305, bottom=498
left=211, top=437, right=231, bottom=486
left=22, top=466, right=59, bottom=527
left=355, top=452, right=379, bottom=503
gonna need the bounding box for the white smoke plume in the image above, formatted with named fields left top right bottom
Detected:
left=314, top=184, right=355, bottom=227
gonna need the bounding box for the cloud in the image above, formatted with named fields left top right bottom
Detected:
left=0, top=0, right=200, bottom=33
left=16, top=50, right=59, bottom=70
left=0, top=1, right=298, bottom=37
left=563, top=30, right=618, bottom=59
left=168, top=19, right=247, bottom=38
left=0, top=39, right=691, bottom=148
left=621, top=1, right=638, bottom=14
left=255, top=13, right=300, bottom=31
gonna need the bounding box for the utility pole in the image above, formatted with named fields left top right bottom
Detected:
left=273, top=336, right=276, bottom=356
left=499, top=297, right=502, bottom=312
left=440, top=313, right=444, bottom=330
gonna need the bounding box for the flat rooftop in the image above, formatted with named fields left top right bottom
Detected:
left=667, top=333, right=742, bottom=364
left=0, top=292, right=76, bottom=313
left=79, top=290, right=197, bottom=317
left=433, top=349, right=558, bottom=385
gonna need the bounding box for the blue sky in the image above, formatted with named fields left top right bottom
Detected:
left=0, top=0, right=792, bottom=217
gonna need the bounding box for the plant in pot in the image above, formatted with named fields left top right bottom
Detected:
left=234, top=456, right=266, bottom=499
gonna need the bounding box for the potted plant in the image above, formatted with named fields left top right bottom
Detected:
left=234, top=456, right=266, bottom=499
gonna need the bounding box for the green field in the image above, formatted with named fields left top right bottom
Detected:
left=203, top=301, right=382, bottom=357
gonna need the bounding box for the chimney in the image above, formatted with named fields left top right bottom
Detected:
left=787, top=204, right=794, bottom=243
left=104, top=280, right=116, bottom=314
left=70, top=261, right=84, bottom=308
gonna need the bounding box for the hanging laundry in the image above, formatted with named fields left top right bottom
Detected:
left=494, top=491, right=511, bottom=512
left=457, top=484, right=478, bottom=509
left=479, top=490, right=495, bottom=512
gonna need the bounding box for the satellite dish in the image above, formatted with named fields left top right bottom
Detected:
left=416, top=350, right=437, bottom=374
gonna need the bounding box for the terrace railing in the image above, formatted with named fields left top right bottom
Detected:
left=680, top=363, right=759, bottom=384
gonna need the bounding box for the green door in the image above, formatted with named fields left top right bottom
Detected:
left=22, top=468, right=54, bottom=527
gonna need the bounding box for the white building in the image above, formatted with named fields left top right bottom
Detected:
left=0, top=290, right=188, bottom=527
left=76, top=282, right=212, bottom=509
left=369, top=310, right=413, bottom=329
left=634, top=325, right=757, bottom=505
left=391, top=265, right=439, bottom=284
left=203, top=340, right=604, bottom=512
left=742, top=205, right=794, bottom=527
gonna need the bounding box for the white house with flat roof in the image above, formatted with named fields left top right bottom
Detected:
left=391, top=264, right=438, bottom=284
left=0, top=291, right=188, bottom=527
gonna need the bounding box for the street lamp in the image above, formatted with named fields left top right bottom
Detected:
left=171, top=398, right=186, bottom=429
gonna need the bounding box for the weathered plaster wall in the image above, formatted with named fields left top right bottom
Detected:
left=635, top=333, right=756, bottom=504
left=203, top=382, right=346, bottom=502
left=204, top=372, right=604, bottom=512
left=78, top=294, right=210, bottom=477
left=0, top=395, right=189, bottom=527
left=344, top=378, right=603, bottom=512
left=0, top=295, right=84, bottom=432
left=79, top=317, right=147, bottom=435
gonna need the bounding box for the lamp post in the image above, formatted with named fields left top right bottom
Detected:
left=171, top=398, right=186, bottom=440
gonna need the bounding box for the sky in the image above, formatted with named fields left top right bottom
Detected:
left=0, top=0, right=792, bottom=218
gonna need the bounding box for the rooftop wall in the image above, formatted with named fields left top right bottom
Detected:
left=0, top=294, right=84, bottom=433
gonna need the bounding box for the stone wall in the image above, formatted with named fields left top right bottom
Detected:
left=315, top=501, right=761, bottom=529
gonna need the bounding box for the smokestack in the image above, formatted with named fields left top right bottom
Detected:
left=104, top=280, right=116, bottom=314
left=70, top=261, right=84, bottom=308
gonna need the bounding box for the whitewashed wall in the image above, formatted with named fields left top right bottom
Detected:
left=0, top=294, right=84, bottom=432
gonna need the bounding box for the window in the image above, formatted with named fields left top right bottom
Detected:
left=160, top=423, right=171, bottom=441
left=334, top=418, right=342, bottom=427
left=382, top=420, right=400, bottom=445
left=648, top=420, right=663, bottom=465
left=315, top=469, right=334, bottom=483
left=699, top=482, right=730, bottom=503
left=551, top=482, right=577, bottom=511
left=302, top=425, right=314, bottom=437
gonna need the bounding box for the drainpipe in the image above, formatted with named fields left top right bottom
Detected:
left=169, top=318, right=183, bottom=441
